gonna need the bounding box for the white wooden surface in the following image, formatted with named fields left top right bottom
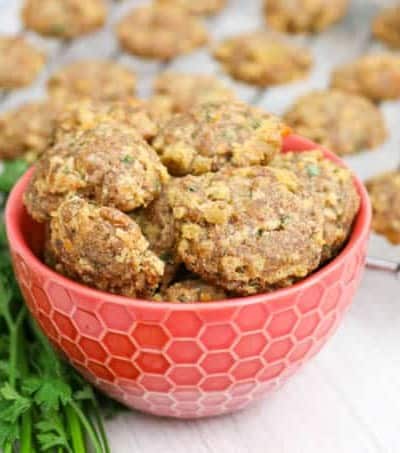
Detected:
left=1, top=1, right=400, bottom=452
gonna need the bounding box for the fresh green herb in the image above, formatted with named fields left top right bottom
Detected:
left=306, top=164, right=320, bottom=177
left=0, top=160, right=29, bottom=193
left=250, top=118, right=262, bottom=129
left=280, top=215, right=291, bottom=227
left=159, top=252, right=172, bottom=263
left=122, top=155, right=134, bottom=164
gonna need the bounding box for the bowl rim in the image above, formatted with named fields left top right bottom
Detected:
left=5, top=134, right=371, bottom=311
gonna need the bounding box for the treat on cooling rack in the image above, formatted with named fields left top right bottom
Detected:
left=284, top=90, right=387, bottom=156
left=154, top=279, right=228, bottom=302
left=48, top=195, right=164, bottom=298
left=153, top=72, right=236, bottom=113
left=373, top=6, right=400, bottom=49
left=0, top=101, right=61, bottom=161
left=330, top=53, right=400, bottom=102
left=47, top=60, right=136, bottom=102
left=264, top=0, right=349, bottom=34
left=270, top=150, right=360, bottom=262
left=155, top=0, right=227, bottom=15
left=165, top=165, right=325, bottom=295
left=366, top=171, right=400, bottom=244
left=116, top=5, right=208, bottom=61
left=22, top=0, right=107, bottom=39
left=152, top=101, right=287, bottom=176
left=0, top=36, right=45, bottom=89
left=213, top=31, right=312, bottom=86
left=24, top=122, right=169, bottom=222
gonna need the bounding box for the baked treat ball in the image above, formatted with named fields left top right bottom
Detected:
left=373, top=6, right=400, bottom=49
left=48, top=60, right=136, bottom=102
left=152, top=101, right=287, bottom=176
left=116, top=5, right=208, bottom=61
left=0, top=101, right=61, bottom=161
left=265, top=0, right=349, bottom=34
left=49, top=195, right=164, bottom=298
left=213, top=31, right=312, bottom=86
left=22, top=0, right=107, bottom=39
left=331, top=54, right=400, bottom=102
left=156, top=279, right=228, bottom=303
left=155, top=0, right=227, bottom=15
left=271, top=150, right=360, bottom=261
left=167, top=166, right=325, bottom=295
left=24, top=122, right=169, bottom=222
left=284, top=90, right=387, bottom=156
left=366, top=171, right=400, bottom=244
left=153, top=72, right=236, bottom=113
left=0, top=36, right=45, bottom=89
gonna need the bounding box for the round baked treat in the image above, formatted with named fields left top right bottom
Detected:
left=47, top=60, right=136, bottom=102
left=49, top=195, right=164, bottom=298
left=284, top=90, right=387, bottom=156
left=331, top=54, right=400, bottom=102
left=213, top=31, right=312, bottom=86
left=155, top=0, right=226, bottom=16
left=22, top=0, right=107, bottom=39
left=0, top=101, right=61, bottom=161
left=24, top=122, right=169, bottom=222
left=152, top=101, right=288, bottom=176
left=155, top=279, right=228, bottom=303
left=167, top=166, right=324, bottom=295
left=153, top=72, right=236, bottom=113
left=0, top=36, right=45, bottom=89
left=264, top=0, right=349, bottom=34
left=270, top=150, right=360, bottom=261
left=373, top=6, right=400, bottom=49
left=366, top=171, right=400, bottom=244
left=116, top=5, right=208, bottom=61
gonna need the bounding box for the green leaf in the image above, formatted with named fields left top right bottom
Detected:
left=0, top=420, right=19, bottom=449
left=36, top=416, right=72, bottom=452
left=31, top=379, right=72, bottom=412
left=0, top=384, right=31, bottom=423
left=0, top=160, right=29, bottom=193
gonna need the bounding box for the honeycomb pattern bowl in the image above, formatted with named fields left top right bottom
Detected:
left=5, top=135, right=371, bottom=419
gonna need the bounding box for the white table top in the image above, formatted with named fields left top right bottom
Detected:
left=1, top=1, right=399, bottom=452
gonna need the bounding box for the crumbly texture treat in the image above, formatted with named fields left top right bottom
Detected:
left=153, top=72, right=236, bottom=113
left=48, top=60, right=136, bottom=102
left=22, top=0, right=107, bottom=39
left=116, top=5, right=208, bottom=61
left=284, top=90, right=387, bottom=156
left=155, top=279, right=228, bottom=303
left=152, top=101, right=287, bottom=176
left=213, top=32, right=312, bottom=86
left=271, top=150, right=360, bottom=261
left=264, top=0, right=349, bottom=34
left=155, top=0, right=227, bottom=16
left=167, top=166, right=324, bottom=295
left=331, top=54, right=400, bottom=102
left=49, top=196, right=164, bottom=298
left=366, top=171, right=400, bottom=244
left=373, top=6, right=400, bottom=49
left=24, top=122, right=169, bottom=222
left=0, top=36, right=45, bottom=89
left=0, top=101, right=60, bottom=161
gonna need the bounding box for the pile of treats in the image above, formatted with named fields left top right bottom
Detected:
left=23, top=99, right=360, bottom=303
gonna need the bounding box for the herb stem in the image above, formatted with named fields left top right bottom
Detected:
left=69, top=401, right=104, bottom=453
left=19, top=327, right=33, bottom=453
left=90, top=402, right=111, bottom=453
left=66, top=404, right=86, bottom=453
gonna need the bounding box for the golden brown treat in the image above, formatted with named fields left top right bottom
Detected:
left=167, top=166, right=324, bottom=295
left=366, top=171, right=400, bottom=244
left=0, top=101, right=61, bottom=161
left=264, top=0, right=349, bottom=34
left=24, top=122, right=169, bottom=222
left=56, top=98, right=158, bottom=142
left=152, top=101, right=287, bottom=176
left=153, top=72, right=236, bottom=113
left=373, top=6, right=400, bottom=49
left=48, top=60, right=136, bottom=102
left=0, top=36, right=45, bottom=89
left=49, top=195, right=164, bottom=298
left=155, top=0, right=226, bottom=16
left=331, top=54, right=400, bottom=102
left=22, top=0, right=107, bottom=39
left=213, top=31, right=312, bottom=87
left=284, top=90, right=387, bottom=156
left=271, top=150, right=360, bottom=261
left=155, top=279, right=228, bottom=303
left=116, top=5, right=208, bottom=61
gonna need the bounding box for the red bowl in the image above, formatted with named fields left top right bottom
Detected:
left=5, top=135, right=371, bottom=419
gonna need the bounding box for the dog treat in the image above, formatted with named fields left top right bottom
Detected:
left=373, top=6, right=400, bottom=49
